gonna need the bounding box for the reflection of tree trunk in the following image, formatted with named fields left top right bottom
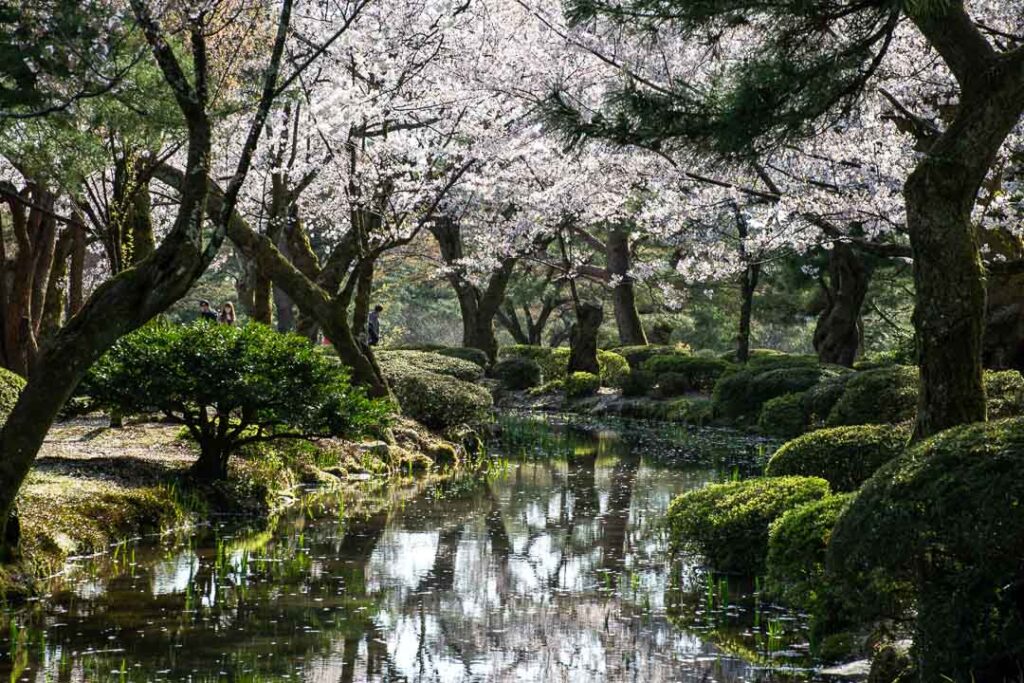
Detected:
left=568, top=303, right=603, bottom=375
left=607, top=228, right=647, bottom=346
left=568, top=451, right=599, bottom=520
left=340, top=635, right=360, bottom=683
left=600, top=455, right=639, bottom=572
left=814, top=243, right=870, bottom=367
left=417, top=524, right=463, bottom=593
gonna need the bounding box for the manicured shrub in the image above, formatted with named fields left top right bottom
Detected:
left=0, top=367, right=25, bottom=425
left=597, top=350, right=630, bottom=389
left=564, top=371, right=600, bottom=399
left=377, top=349, right=483, bottom=382
left=765, top=424, right=909, bottom=492
left=719, top=349, right=818, bottom=371
left=620, top=369, right=654, bottom=398
left=86, top=323, right=389, bottom=480
left=491, top=357, right=542, bottom=390
left=666, top=396, right=714, bottom=426
left=766, top=493, right=855, bottom=607
left=714, top=365, right=844, bottom=420
left=498, top=345, right=629, bottom=387
left=759, top=393, right=808, bottom=438
left=642, top=354, right=732, bottom=393
left=652, top=372, right=691, bottom=398
left=828, top=418, right=1024, bottom=681
left=826, top=365, right=917, bottom=427
left=985, top=369, right=1024, bottom=419
left=667, top=475, right=831, bottom=573
left=395, top=344, right=489, bottom=369
left=801, top=373, right=855, bottom=425
left=384, top=364, right=493, bottom=430
left=612, top=344, right=685, bottom=370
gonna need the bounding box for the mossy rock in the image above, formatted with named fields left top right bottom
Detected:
left=759, top=393, right=808, bottom=438
left=766, top=493, right=855, bottom=607
left=492, top=358, right=542, bottom=390
left=565, top=371, right=600, bottom=399
left=765, top=424, right=910, bottom=492
left=667, top=475, right=831, bottom=573
left=828, top=418, right=1024, bottom=681
left=826, top=365, right=917, bottom=427
left=377, top=349, right=484, bottom=382
left=642, top=354, right=732, bottom=393
left=867, top=642, right=915, bottom=683
left=0, top=367, right=25, bottom=425
left=714, top=364, right=845, bottom=420
left=985, top=369, right=1024, bottom=419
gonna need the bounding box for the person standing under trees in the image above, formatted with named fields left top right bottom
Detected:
left=368, top=304, right=383, bottom=346
left=219, top=302, right=236, bottom=325
left=198, top=300, right=218, bottom=323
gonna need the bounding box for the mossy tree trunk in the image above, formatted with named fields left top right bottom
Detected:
left=0, top=0, right=295, bottom=559
left=607, top=227, right=647, bottom=346
left=814, top=242, right=870, bottom=367
left=903, top=6, right=1024, bottom=438
left=568, top=302, right=603, bottom=375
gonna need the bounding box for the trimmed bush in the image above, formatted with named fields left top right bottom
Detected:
left=985, top=369, right=1024, bottom=419
left=666, top=397, right=714, bottom=426
left=652, top=372, right=691, bottom=398
left=564, top=371, right=600, bottom=399
left=765, top=424, right=909, bottom=492
left=642, top=354, right=732, bottom=393
left=667, top=475, right=831, bottom=573
left=759, top=393, right=808, bottom=438
left=385, top=365, right=492, bottom=430
left=620, top=369, right=654, bottom=398
left=766, top=493, right=855, bottom=607
left=492, top=358, right=542, bottom=390
left=0, top=367, right=25, bottom=425
left=720, top=349, right=818, bottom=371
left=826, top=365, right=917, bottom=426
left=394, top=344, right=489, bottom=368
left=377, top=349, right=483, bottom=382
left=714, top=365, right=845, bottom=420
left=498, top=345, right=629, bottom=387
left=612, top=344, right=686, bottom=370
left=828, top=418, right=1024, bottom=681
left=801, top=373, right=855, bottom=426
left=86, top=323, right=388, bottom=480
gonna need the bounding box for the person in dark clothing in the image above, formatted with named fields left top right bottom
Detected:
left=367, top=304, right=383, bottom=346
left=198, top=300, right=218, bottom=322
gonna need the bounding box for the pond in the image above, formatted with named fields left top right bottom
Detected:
left=2, top=414, right=825, bottom=682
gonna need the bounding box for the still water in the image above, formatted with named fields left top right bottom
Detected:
left=2, top=414, right=818, bottom=682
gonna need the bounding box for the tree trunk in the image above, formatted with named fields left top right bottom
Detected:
left=607, top=227, right=647, bottom=346
left=736, top=262, right=760, bottom=365
left=273, top=285, right=295, bottom=332
left=191, top=442, right=230, bottom=481
left=568, top=302, right=603, bottom=375
left=814, top=243, right=870, bottom=367
left=68, top=221, right=86, bottom=317
left=352, top=258, right=374, bottom=341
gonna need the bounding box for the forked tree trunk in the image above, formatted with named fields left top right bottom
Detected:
left=814, top=243, right=870, bottom=367
left=607, top=228, right=647, bottom=346
left=568, top=302, right=603, bottom=375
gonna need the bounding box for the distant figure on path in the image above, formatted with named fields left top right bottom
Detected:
left=198, top=300, right=218, bottom=322
left=219, top=302, right=236, bottom=325
left=368, top=304, right=384, bottom=346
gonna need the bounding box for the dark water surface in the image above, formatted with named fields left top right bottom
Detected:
left=2, top=414, right=820, bottom=682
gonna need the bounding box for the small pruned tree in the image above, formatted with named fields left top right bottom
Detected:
left=85, top=322, right=390, bottom=480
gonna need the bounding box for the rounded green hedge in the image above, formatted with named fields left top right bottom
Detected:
left=985, top=369, right=1024, bottom=419
left=492, top=357, right=542, bottom=390
left=766, top=493, right=855, bottom=607
left=0, top=367, right=25, bottom=425
left=765, top=424, right=909, bottom=492
left=612, top=344, right=684, bottom=370
left=714, top=365, right=845, bottom=420
left=396, top=344, right=490, bottom=369
left=642, top=354, right=732, bottom=393
left=801, top=373, right=855, bottom=426
left=667, top=475, right=831, bottom=573
left=565, top=371, right=600, bottom=399
left=498, top=345, right=628, bottom=387
left=759, top=393, right=808, bottom=439
left=377, top=350, right=484, bottom=382
left=828, top=418, right=1024, bottom=681
left=826, top=365, right=917, bottom=427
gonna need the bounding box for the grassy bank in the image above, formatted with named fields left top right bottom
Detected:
left=1, top=415, right=456, bottom=600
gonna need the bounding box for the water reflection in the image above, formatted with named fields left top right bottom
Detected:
left=2, top=416, right=813, bottom=682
